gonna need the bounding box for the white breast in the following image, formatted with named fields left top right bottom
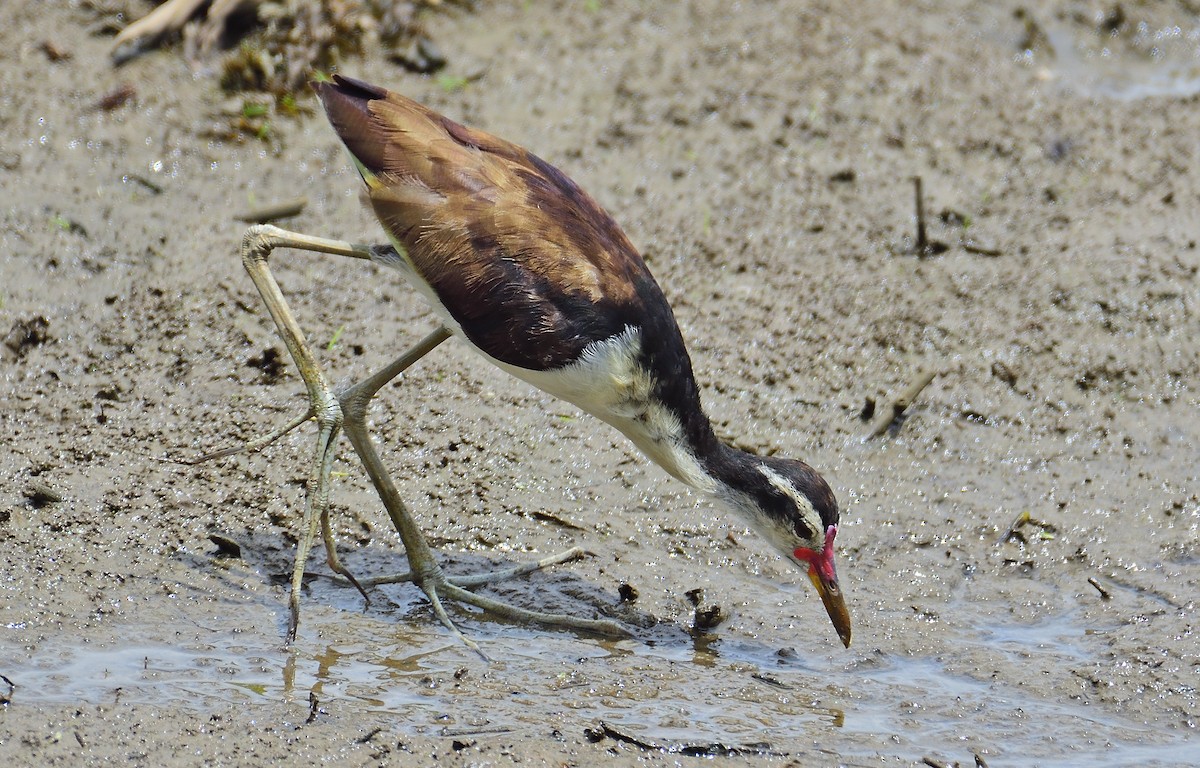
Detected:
left=493, top=329, right=717, bottom=495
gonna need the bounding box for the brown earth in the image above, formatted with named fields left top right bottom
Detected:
left=1, top=1, right=1197, bottom=766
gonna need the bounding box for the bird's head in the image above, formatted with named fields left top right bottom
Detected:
left=719, top=453, right=851, bottom=647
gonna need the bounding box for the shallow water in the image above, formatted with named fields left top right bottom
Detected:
left=1021, top=7, right=1200, bottom=99
left=10, top=585, right=1194, bottom=766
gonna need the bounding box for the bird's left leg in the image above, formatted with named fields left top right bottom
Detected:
left=239, top=224, right=389, bottom=639
left=238, top=225, right=626, bottom=650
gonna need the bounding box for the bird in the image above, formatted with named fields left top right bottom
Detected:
left=235, top=73, right=850, bottom=649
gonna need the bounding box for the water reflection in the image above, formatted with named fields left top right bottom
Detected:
left=4, top=599, right=1193, bottom=765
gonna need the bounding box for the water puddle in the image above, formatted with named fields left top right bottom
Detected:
left=10, top=634, right=290, bottom=709
left=976, top=607, right=1093, bottom=663
left=839, top=653, right=1191, bottom=766
left=4, top=581, right=1193, bottom=763
left=1043, top=23, right=1200, bottom=100
left=1016, top=10, right=1200, bottom=100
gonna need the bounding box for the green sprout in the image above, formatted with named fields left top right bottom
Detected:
left=436, top=74, right=469, bottom=93
left=279, top=94, right=299, bottom=116
left=326, top=325, right=345, bottom=351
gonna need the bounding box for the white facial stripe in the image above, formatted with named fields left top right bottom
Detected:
left=757, top=464, right=821, bottom=544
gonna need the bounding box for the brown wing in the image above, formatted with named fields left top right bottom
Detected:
left=313, top=75, right=661, bottom=371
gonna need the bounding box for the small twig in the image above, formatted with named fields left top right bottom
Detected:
left=901, top=176, right=949, bottom=256
left=124, top=173, right=164, bottom=195
left=999, top=510, right=1032, bottom=544
left=305, top=691, right=321, bottom=724
left=111, top=0, right=208, bottom=55
left=584, top=721, right=785, bottom=757
left=527, top=509, right=588, bottom=532
left=751, top=672, right=789, bottom=689
left=1087, top=577, right=1112, bottom=600
left=962, top=240, right=1002, bottom=257
left=922, top=758, right=951, bottom=768
left=585, top=722, right=658, bottom=751
left=236, top=197, right=309, bottom=224
left=439, top=726, right=515, bottom=738
left=867, top=367, right=938, bottom=439
left=914, top=176, right=928, bottom=253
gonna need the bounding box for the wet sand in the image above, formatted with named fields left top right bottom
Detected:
left=2, top=1, right=1197, bottom=765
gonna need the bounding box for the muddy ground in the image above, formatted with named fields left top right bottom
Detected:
left=1, top=1, right=1197, bottom=766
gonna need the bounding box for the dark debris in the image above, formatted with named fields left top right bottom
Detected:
left=584, top=721, right=786, bottom=758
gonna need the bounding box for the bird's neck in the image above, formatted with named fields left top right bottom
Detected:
left=613, top=392, right=758, bottom=504
left=607, top=323, right=770, bottom=502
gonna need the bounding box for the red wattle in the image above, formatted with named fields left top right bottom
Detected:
left=794, top=525, right=839, bottom=583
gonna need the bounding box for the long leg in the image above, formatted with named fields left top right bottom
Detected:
left=189, top=402, right=378, bottom=609
left=238, top=224, right=628, bottom=648
left=241, top=224, right=377, bottom=639
left=333, top=330, right=627, bottom=650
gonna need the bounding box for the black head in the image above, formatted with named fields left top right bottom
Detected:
left=715, top=451, right=851, bottom=647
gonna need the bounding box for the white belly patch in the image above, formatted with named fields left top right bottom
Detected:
left=373, top=246, right=714, bottom=493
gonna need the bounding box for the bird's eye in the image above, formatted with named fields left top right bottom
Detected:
left=793, top=519, right=814, bottom=541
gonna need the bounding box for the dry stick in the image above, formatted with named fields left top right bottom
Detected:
left=867, top=367, right=938, bottom=439
left=236, top=197, right=309, bottom=224
left=587, top=721, right=785, bottom=758
left=1088, top=576, right=1112, bottom=600
left=909, top=175, right=950, bottom=256
left=528, top=509, right=588, bottom=531
left=111, top=0, right=207, bottom=50
left=913, top=176, right=928, bottom=253
left=962, top=241, right=1002, bottom=257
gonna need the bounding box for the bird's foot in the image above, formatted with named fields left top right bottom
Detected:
left=334, top=547, right=630, bottom=653
left=187, top=405, right=376, bottom=633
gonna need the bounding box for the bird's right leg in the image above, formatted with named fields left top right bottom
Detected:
left=333, top=329, right=629, bottom=654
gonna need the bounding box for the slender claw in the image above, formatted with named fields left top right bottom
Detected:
left=287, top=594, right=300, bottom=642
left=187, top=409, right=314, bottom=465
